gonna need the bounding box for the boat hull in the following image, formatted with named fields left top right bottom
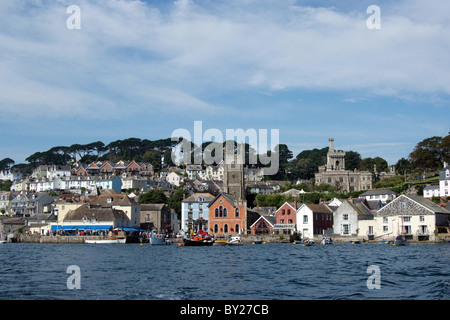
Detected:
left=183, top=238, right=214, bottom=246
left=85, top=238, right=126, bottom=244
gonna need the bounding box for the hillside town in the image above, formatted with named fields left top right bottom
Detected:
left=0, top=137, right=449, bottom=244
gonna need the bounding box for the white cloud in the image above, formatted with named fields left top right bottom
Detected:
left=0, top=0, right=449, bottom=121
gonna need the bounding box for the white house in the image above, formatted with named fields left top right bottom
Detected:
left=360, top=189, right=397, bottom=204
left=374, top=195, right=450, bottom=242
left=295, top=203, right=333, bottom=239
left=166, top=172, right=182, bottom=187
left=333, top=200, right=374, bottom=238
left=0, top=170, right=22, bottom=181
left=439, top=163, right=450, bottom=198
left=424, top=185, right=440, bottom=199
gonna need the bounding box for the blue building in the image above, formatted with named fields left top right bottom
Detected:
left=181, top=192, right=216, bottom=234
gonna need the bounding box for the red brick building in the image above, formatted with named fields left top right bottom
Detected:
left=274, top=201, right=300, bottom=234
left=208, top=193, right=247, bottom=235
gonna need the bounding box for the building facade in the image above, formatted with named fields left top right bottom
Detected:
left=181, top=192, right=216, bottom=234
left=208, top=193, right=247, bottom=236
left=315, top=138, right=374, bottom=192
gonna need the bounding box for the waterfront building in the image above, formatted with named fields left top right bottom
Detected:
left=296, top=203, right=333, bottom=239
left=140, top=203, right=172, bottom=232
left=249, top=214, right=276, bottom=235
left=273, top=201, right=299, bottom=234
left=208, top=193, right=247, bottom=236
left=181, top=192, right=215, bottom=235
left=374, top=195, right=450, bottom=242
left=90, top=193, right=141, bottom=227
left=424, top=185, right=440, bottom=199
left=333, top=200, right=374, bottom=238
left=0, top=191, right=12, bottom=215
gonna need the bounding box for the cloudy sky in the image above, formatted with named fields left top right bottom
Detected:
left=0, top=0, right=449, bottom=165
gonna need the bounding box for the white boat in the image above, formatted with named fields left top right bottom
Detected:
left=85, top=237, right=126, bottom=244
left=228, top=236, right=243, bottom=246
left=149, top=230, right=171, bottom=245
left=0, top=240, right=7, bottom=244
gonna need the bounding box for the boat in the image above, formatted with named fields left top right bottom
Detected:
left=85, top=237, right=126, bottom=244
left=393, top=235, right=408, bottom=246
left=183, top=235, right=214, bottom=246
left=228, top=236, right=243, bottom=246
left=252, top=236, right=263, bottom=244
left=349, top=239, right=361, bottom=244
left=149, top=230, right=171, bottom=245
left=321, top=237, right=333, bottom=245
left=379, top=239, right=392, bottom=244
left=0, top=240, right=7, bottom=244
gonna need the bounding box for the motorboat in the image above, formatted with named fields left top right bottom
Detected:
left=252, top=236, right=263, bottom=244
left=228, top=236, right=243, bottom=246
left=149, top=229, right=171, bottom=245
left=183, top=235, right=214, bottom=246
left=349, top=239, right=361, bottom=244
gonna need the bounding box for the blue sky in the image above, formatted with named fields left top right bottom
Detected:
left=0, top=0, right=449, bottom=165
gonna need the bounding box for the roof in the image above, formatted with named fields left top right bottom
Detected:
left=361, top=189, right=396, bottom=196
left=64, top=205, right=130, bottom=222
left=140, top=203, right=168, bottom=211
left=183, top=192, right=216, bottom=203
left=439, top=166, right=450, bottom=180
left=424, top=185, right=440, bottom=191
left=407, top=195, right=450, bottom=215
left=90, top=194, right=134, bottom=207
left=249, top=214, right=277, bottom=228
left=303, top=203, right=332, bottom=214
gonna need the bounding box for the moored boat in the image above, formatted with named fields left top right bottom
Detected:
left=228, top=236, right=243, bottom=246
left=85, top=237, right=126, bottom=244
left=321, top=237, right=333, bottom=245
left=183, top=235, right=214, bottom=246
left=349, top=239, right=361, bottom=244
left=149, top=229, right=171, bottom=245
left=393, top=235, right=408, bottom=246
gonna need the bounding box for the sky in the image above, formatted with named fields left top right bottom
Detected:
left=0, top=0, right=449, bottom=165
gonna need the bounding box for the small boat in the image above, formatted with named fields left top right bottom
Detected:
left=212, top=239, right=228, bottom=246
left=149, top=230, right=171, bottom=245
left=0, top=240, right=7, bottom=244
left=393, top=235, right=408, bottom=246
left=228, top=236, right=243, bottom=246
left=85, top=237, right=126, bottom=244
left=183, top=235, right=214, bottom=246
left=379, top=239, right=393, bottom=244
left=321, top=237, right=333, bottom=245
left=349, top=239, right=361, bottom=244
left=252, top=236, right=263, bottom=244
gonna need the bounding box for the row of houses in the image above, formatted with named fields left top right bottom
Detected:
left=19, top=193, right=179, bottom=236
left=181, top=191, right=450, bottom=242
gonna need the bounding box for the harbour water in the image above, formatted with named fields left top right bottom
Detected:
left=0, top=243, right=448, bottom=300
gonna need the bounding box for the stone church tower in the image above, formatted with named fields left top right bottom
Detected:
left=223, top=143, right=246, bottom=200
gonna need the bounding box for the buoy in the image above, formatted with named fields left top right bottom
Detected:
left=178, top=243, right=183, bottom=247
left=140, top=243, right=143, bottom=246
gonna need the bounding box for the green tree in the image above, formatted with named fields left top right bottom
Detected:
left=138, top=189, right=168, bottom=204
left=409, top=136, right=446, bottom=171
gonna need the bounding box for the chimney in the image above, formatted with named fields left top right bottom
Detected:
left=294, top=198, right=297, bottom=210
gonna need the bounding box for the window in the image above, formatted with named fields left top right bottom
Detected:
left=343, top=214, right=349, bottom=221
left=235, top=208, right=240, bottom=217
left=287, top=209, right=291, bottom=215
left=223, top=208, right=227, bottom=217
left=235, top=224, right=240, bottom=234
left=288, top=219, right=293, bottom=224
left=419, top=216, right=425, bottom=222
left=215, top=208, right=218, bottom=217
left=403, top=216, right=411, bottom=223
left=219, top=206, right=223, bottom=217
left=368, top=226, right=374, bottom=235
left=400, top=202, right=406, bottom=209
left=282, top=209, right=285, bottom=215
left=224, top=224, right=228, bottom=233
left=383, top=217, right=388, bottom=223
left=383, top=226, right=388, bottom=232
left=419, top=225, right=428, bottom=235
left=303, top=215, right=308, bottom=223
left=214, top=224, right=218, bottom=233
left=280, top=219, right=284, bottom=224
left=342, top=224, right=350, bottom=235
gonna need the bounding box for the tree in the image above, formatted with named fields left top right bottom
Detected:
left=409, top=136, right=446, bottom=171
left=138, top=189, right=168, bottom=204
left=345, top=151, right=362, bottom=171
left=0, top=158, right=15, bottom=170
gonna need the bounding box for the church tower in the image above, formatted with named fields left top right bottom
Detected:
left=326, top=138, right=346, bottom=171
left=223, top=143, right=246, bottom=200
